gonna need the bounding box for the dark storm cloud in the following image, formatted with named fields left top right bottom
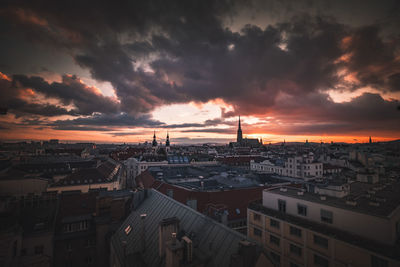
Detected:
left=12, top=74, right=119, bottom=115
left=265, top=92, right=400, bottom=134
left=0, top=0, right=399, bottom=135
left=180, top=128, right=235, bottom=134
left=51, top=126, right=114, bottom=131
left=49, top=113, right=163, bottom=129
left=0, top=73, right=75, bottom=117
left=342, top=25, right=400, bottom=92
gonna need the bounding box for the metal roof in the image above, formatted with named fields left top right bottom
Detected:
left=111, top=189, right=248, bottom=267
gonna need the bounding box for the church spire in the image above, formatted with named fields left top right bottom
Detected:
left=166, top=131, right=170, bottom=147
left=152, top=130, right=158, bottom=147
left=237, top=116, right=243, bottom=143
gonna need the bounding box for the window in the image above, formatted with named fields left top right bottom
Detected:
left=314, top=254, right=329, bottom=267
left=270, top=252, right=280, bottom=265
left=278, top=199, right=286, bottom=213
left=270, top=219, right=280, bottom=229
left=321, top=209, right=333, bottom=224
left=270, top=234, right=280, bottom=246
left=124, top=225, right=132, bottom=235
left=290, top=226, right=302, bottom=237
left=297, top=204, right=307, bottom=216
left=85, top=239, right=95, bottom=248
left=371, top=255, right=388, bottom=267
left=253, top=213, right=261, bottom=221
left=253, top=227, right=262, bottom=237
left=290, top=243, right=302, bottom=257
left=34, top=245, right=44, bottom=255
left=314, top=234, right=328, bottom=249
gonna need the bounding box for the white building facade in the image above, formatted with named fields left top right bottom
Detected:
left=251, top=154, right=323, bottom=179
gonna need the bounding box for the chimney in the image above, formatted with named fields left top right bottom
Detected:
left=182, top=236, right=193, bottom=263
left=159, top=217, right=180, bottom=257
left=165, top=233, right=183, bottom=267
left=233, top=240, right=258, bottom=267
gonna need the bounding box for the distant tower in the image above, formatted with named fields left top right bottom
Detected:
left=369, top=136, right=372, bottom=144
left=166, top=132, right=170, bottom=153
left=152, top=131, right=158, bottom=147
left=237, top=116, right=243, bottom=143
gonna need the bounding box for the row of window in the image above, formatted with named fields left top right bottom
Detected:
left=20, top=245, right=44, bottom=257
left=266, top=232, right=388, bottom=267
left=269, top=251, right=329, bottom=267
left=63, top=220, right=89, bottom=233
left=278, top=200, right=333, bottom=224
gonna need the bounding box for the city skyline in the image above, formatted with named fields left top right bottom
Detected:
left=1, top=0, right=400, bottom=144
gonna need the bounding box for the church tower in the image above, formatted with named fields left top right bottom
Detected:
left=237, top=116, right=243, bottom=143
left=152, top=131, right=158, bottom=147
left=166, top=132, right=170, bottom=153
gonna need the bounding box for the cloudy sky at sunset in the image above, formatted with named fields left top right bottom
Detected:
left=0, top=0, right=399, bottom=144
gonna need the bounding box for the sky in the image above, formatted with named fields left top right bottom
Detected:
left=0, top=0, right=399, bottom=144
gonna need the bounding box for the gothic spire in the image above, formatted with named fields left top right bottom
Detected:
left=237, top=116, right=243, bottom=143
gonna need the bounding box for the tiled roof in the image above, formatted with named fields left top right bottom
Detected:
left=111, top=189, right=249, bottom=267
left=52, top=161, right=120, bottom=186
left=152, top=181, right=265, bottom=221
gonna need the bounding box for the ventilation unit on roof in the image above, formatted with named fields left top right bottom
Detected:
left=280, top=187, right=287, bottom=192
left=297, top=191, right=304, bottom=196
left=320, top=196, right=326, bottom=200
left=367, top=190, right=376, bottom=195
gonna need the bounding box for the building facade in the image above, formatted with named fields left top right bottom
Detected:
left=247, top=184, right=400, bottom=267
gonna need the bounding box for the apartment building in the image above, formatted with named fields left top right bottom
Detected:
left=251, top=154, right=323, bottom=180
left=247, top=181, right=400, bottom=267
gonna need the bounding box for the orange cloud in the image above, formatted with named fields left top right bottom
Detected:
left=340, top=36, right=352, bottom=50
left=0, top=72, right=11, bottom=81
left=13, top=8, right=48, bottom=27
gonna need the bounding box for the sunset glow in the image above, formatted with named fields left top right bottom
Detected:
left=0, top=1, right=399, bottom=144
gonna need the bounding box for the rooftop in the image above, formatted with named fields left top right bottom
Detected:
left=248, top=201, right=400, bottom=261
left=147, top=165, right=284, bottom=191
left=265, top=179, right=400, bottom=217
left=111, top=189, right=249, bottom=267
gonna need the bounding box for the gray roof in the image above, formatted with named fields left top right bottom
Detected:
left=111, top=189, right=248, bottom=267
